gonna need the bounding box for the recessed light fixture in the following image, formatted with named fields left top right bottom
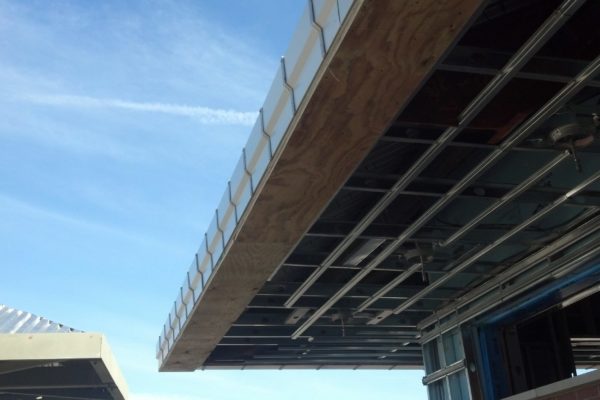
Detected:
left=36, top=396, right=43, bottom=400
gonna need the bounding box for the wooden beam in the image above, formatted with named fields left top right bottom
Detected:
left=161, top=0, right=485, bottom=371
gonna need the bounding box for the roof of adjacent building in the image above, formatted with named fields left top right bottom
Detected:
left=0, top=304, right=79, bottom=334
left=0, top=306, right=128, bottom=400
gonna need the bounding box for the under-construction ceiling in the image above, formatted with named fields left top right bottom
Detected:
left=203, top=0, right=600, bottom=369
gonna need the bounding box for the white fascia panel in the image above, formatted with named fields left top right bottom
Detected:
left=337, top=0, right=354, bottom=22
left=206, top=214, right=224, bottom=266
left=268, top=88, right=295, bottom=154
left=314, top=0, right=341, bottom=50
left=262, top=62, right=296, bottom=154
left=188, top=258, right=205, bottom=303
left=182, top=271, right=196, bottom=317
left=197, top=235, right=214, bottom=277
left=244, top=117, right=272, bottom=179
left=217, top=184, right=236, bottom=247
left=230, top=155, right=253, bottom=221
left=290, top=34, right=324, bottom=110
left=283, top=6, right=323, bottom=108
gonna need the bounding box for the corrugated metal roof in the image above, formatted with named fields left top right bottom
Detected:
left=0, top=304, right=80, bottom=333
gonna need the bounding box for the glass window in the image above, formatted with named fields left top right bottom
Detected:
left=424, top=330, right=470, bottom=400
left=443, top=329, right=464, bottom=366
left=428, top=380, right=448, bottom=400
left=449, top=370, right=470, bottom=400
left=424, top=338, right=441, bottom=374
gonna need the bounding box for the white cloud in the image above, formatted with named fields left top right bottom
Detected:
left=22, top=94, right=258, bottom=126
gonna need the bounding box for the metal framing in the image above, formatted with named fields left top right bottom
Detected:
left=290, top=0, right=595, bottom=339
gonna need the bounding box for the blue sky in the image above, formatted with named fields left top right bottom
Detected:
left=0, top=1, right=426, bottom=398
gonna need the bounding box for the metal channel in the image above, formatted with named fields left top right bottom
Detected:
left=283, top=0, right=581, bottom=310
left=292, top=52, right=600, bottom=339
left=437, top=63, right=600, bottom=88
left=354, top=245, right=484, bottom=313
left=420, top=229, right=600, bottom=343
left=354, top=263, right=423, bottom=313
left=439, top=150, right=570, bottom=247
left=370, top=169, right=600, bottom=323
left=379, top=136, right=572, bottom=153
left=418, top=211, right=600, bottom=333
left=458, top=0, right=584, bottom=118
left=354, top=152, right=568, bottom=311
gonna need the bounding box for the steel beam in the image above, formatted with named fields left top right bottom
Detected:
left=420, top=233, right=600, bottom=343
left=224, top=326, right=419, bottom=339
left=346, top=174, right=600, bottom=208
left=372, top=169, right=600, bottom=324
left=418, top=213, right=600, bottom=337
left=258, top=282, right=465, bottom=301
left=306, top=219, right=593, bottom=243
left=219, top=337, right=419, bottom=346
left=439, top=150, right=570, bottom=247
left=249, top=296, right=441, bottom=313
left=280, top=260, right=496, bottom=276
left=355, top=246, right=485, bottom=313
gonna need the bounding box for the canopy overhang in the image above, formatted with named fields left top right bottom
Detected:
left=158, top=0, right=600, bottom=373
left=0, top=333, right=128, bottom=400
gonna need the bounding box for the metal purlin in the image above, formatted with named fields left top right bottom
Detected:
left=353, top=150, right=570, bottom=312
left=355, top=245, right=485, bottom=313
left=354, top=262, right=424, bottom=313
left=370, top=169, right=600, bottom=324
left=283, top=0, right=585, bottom=310
left=420, top=235, right=600, bottom=344
left=438, top=150, right=570, bottom=247
left=417, top=211, right=600, bottom=340
left=290, top=1, right=593, bottom=339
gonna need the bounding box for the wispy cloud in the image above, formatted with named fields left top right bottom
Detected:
left=0, top=193, right=179, bottom=252
left=22, top=94, right=258, bottom=126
